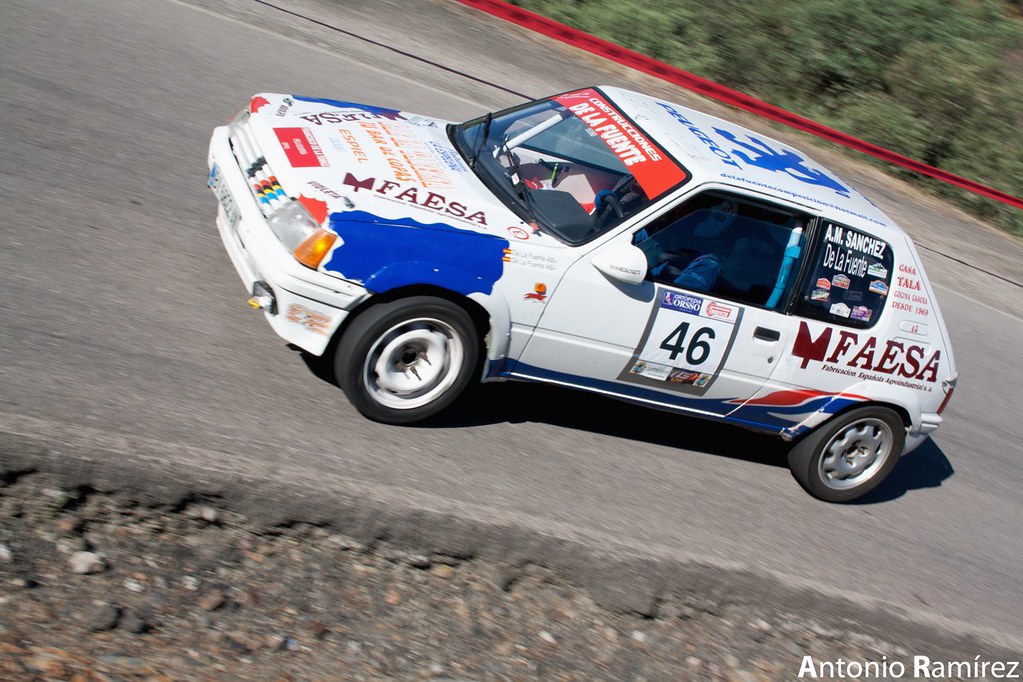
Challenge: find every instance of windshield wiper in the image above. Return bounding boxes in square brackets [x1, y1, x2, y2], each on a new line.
[496, 137, 538, 226]
[469, 112, 493, 170]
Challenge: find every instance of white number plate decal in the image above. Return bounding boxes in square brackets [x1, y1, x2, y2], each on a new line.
[618, 288, 741, 394]
[208, 164, 240, 228]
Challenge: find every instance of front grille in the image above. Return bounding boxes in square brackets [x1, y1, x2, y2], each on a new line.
[229, 121, 288, 217]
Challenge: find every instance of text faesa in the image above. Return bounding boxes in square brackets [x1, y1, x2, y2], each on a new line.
[342, 173, 487, 225]
[792, 321, 940, 382]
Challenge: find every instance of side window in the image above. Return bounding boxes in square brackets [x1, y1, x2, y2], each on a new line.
[794, 220, 892, 328]
[633, 192, 808, 308]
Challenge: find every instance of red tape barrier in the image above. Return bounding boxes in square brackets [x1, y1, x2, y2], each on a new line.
[453, 0, 1023, 211]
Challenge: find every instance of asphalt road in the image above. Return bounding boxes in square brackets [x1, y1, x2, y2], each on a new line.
[2, 0, 1022, 652]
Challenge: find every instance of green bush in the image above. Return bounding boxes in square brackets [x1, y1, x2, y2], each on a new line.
[511, 0, 1023, 236]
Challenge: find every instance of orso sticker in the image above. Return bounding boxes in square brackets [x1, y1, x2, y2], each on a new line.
[618, 289, 742, 395]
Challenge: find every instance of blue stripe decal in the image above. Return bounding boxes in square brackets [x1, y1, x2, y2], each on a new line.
[505, 362, 784, 433]
[497, 363, 862, 436]
[325, 211, 508, 296]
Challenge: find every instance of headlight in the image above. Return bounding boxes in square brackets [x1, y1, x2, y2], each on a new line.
[229, 104, 251, 127]
[267, 199, 319, 251]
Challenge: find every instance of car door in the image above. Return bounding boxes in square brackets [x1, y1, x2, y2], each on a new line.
[514, 189, 809, 417]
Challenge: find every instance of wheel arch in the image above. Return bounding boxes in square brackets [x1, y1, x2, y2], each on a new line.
[784, 385, 917, 442]
[813, 399, 912, 434]
[328, 284, 499, 377]
[786, 401, 908, 502]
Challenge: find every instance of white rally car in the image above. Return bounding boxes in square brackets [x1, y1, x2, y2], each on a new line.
[207, 86, 957, 502]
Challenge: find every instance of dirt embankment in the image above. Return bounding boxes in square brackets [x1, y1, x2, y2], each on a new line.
[3, 469, 1012, 681]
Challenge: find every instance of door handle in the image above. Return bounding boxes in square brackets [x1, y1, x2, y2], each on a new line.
[754, 326, 781, 342]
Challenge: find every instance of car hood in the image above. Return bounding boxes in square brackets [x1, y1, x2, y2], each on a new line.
[243, 94, 524, 239]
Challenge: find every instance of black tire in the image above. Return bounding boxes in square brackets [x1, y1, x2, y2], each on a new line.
[787, 406, 905, 503]
[335, 297, 480, 425]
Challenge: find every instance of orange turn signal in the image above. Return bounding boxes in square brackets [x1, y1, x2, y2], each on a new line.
[293, 228, 338, 269]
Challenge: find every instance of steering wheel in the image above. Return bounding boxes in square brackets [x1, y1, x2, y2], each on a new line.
[594, 174, 638, 227]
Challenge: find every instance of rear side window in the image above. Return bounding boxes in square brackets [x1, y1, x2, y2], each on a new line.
[794, 220, 892, 328]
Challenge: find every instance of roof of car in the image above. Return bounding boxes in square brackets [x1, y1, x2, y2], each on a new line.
[598, 86, 898, 235]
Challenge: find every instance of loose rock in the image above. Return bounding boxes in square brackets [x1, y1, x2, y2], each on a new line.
[197, 588, 226, 611]
[84, 602, 120, 631]
[68, 551, 106, 575]
[120, 609, 149, 634]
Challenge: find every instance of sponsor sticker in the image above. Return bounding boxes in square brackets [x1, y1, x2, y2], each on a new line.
[704, 301, 736, 321]
[791, 320, 942, 384]
[811, 289, 830, 302]
[552, 88, 688, 198]
[286, 304, 331, 335]
[816, 277, 831, 290]
[867, 262, 888, 278]
[342, 173, 485, 224]
[899, 320, 928, 335]
[829, 302, 851, 318]
[851, 305, 872, 322]
[667, 370, 713, 387]
[428, 140, 468, 172]
[523, 283, 547, 302]
[630, 360, 673, 381]
[869, 279, 889, 296]
[660, 290, 704, 315]
[658, 292, 737, 322]
[668, 369, 701, 384]
[831, 274, 851, 289]
[502, 248, 558, 271]
[275, 127, 329, 168]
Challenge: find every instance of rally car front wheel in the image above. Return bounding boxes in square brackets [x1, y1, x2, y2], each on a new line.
[787, 406, 905, 503]
[335, 297, 480, 425]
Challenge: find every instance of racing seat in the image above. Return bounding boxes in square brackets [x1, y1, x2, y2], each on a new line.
[720, 236, 780, 305]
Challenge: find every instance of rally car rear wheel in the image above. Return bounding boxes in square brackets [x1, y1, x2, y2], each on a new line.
[336, 297, 479, 425]
[787, 406, 905, 503]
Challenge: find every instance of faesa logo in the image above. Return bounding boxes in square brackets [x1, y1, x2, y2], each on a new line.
[342, 173, 487, 225]
[792, 321, 940, 382]
[298, 110, 405, 125]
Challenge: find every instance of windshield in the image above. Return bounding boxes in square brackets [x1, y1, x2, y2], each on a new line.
[451, 87, 689, 245]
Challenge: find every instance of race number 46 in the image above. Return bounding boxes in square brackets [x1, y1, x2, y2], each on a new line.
[634, 290, 739, 377]
[660, 322, 715, 366]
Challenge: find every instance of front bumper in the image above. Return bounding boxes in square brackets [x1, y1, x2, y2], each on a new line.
[207, 126, 368, 355]
[904, 412, 942, 454]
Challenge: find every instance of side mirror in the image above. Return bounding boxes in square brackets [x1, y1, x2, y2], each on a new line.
[591, 240, 648, 285]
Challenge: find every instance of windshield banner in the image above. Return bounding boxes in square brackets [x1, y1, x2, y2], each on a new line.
[553, 88, 688, 198]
